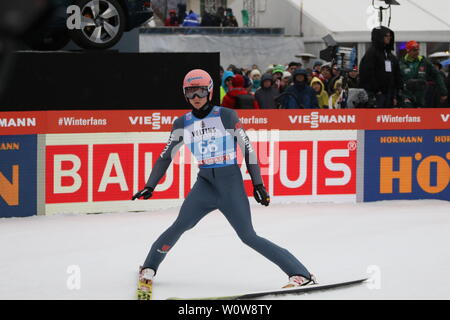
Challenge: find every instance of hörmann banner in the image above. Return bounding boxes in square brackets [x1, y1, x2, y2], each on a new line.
[364, 130, 450, 202]
[0, 135, 38, 217]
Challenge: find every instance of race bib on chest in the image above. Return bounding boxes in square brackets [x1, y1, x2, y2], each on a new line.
[184, 107, 236, 167]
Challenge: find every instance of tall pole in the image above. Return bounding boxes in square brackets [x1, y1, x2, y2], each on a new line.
[164, 0, 168, 23]
[300, 0, 304, 37]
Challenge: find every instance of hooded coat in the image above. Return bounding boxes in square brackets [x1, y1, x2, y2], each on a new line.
[281, 69, 319, 109]
[220, 71, 234, 103]
[328, 79, 344, 109]
[254, 73, 279, 109]
[182, 12, 200, 27]
[359, 26, 402, 96]
[221, 74, 259, 109]
[311, 77, 329, 109]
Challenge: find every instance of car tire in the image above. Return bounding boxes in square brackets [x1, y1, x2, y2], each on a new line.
[68, 0, 126, 50]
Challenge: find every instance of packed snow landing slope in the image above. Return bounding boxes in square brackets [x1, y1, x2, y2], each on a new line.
[1, 200, 449, 300]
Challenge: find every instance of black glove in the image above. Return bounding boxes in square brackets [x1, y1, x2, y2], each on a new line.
[253, 184, 270, 206]
[132, 187, 154, 200]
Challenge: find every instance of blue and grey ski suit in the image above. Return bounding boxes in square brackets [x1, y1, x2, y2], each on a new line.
[142, 106, 311, 278]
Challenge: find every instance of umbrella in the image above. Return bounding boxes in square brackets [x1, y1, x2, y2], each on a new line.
[428, 52, 450, 59]
[441, 59, 450, 67]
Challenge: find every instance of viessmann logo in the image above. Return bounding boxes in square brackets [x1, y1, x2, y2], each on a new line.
[441, 114, 450, 122]
[0, 118, 36, 127]
[288, 112, 356, 128]
[128, 113, 178, 130]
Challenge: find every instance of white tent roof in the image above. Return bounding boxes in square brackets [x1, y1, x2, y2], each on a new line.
[290, 0, 450, 42]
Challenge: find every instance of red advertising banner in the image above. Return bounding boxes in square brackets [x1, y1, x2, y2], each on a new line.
[44, 136, 359, 208]
[1, 109, 449, 135]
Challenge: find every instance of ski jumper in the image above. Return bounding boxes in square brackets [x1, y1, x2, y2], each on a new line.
[142, 106, 311, 278]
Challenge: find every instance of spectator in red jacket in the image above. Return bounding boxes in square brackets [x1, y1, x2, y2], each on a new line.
[222, 74, 260, 109]
[164, 10, 180, 26]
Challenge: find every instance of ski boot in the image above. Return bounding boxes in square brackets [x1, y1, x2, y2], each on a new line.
[283, 274, 317, 289]
[137, 267, 155, 300]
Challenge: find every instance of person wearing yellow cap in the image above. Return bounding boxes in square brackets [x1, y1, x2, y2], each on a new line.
[399, 41, 448, 107]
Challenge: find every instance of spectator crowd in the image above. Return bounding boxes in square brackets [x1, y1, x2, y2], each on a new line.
[164, 6, 239, 27]
[216, 27, 449, 109]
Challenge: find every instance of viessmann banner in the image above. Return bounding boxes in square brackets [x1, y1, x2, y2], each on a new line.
[1, 109, 449, 135]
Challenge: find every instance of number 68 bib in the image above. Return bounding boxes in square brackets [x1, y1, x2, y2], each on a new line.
[184, 107, 236, 168]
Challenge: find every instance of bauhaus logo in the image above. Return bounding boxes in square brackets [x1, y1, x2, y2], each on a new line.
[272, 140, 357, 196]
[46, 143, 181, 203]
[45, 137, 358, 207]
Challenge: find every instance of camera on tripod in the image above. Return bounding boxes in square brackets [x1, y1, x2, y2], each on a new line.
[320, 34, 357, 72]
[319, 34, 371, 108]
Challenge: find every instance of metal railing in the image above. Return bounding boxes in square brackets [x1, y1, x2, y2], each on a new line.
[139, 27, 285, 36]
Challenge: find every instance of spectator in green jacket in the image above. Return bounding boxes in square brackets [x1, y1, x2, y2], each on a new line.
[399, 41, 448, 107]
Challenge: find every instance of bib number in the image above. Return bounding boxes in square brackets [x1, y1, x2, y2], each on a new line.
[198, 137, 218, 155]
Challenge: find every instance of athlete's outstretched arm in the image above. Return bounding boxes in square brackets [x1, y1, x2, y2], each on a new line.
[132, 117, 184, 200]
[146, 117, 184, 189]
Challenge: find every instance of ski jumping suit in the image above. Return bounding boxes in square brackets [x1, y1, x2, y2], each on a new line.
[142, 106, 311, 278]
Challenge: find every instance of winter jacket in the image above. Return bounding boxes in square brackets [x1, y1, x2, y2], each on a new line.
[220, 71, 234, 104]
[328, 79, 344, 109]
[164, 13, 179, 26]
[399, 54, 448, 107]
[359, 26, 402, 96]
[182, 12, 200, 27]
[281, 69, 319, 109]
[447, 75, 450, 107]
[311, 77, 329, 109]
[221, 74, 260, 109]
[254, 73, 279, 109]
[347, 75, 359, 89]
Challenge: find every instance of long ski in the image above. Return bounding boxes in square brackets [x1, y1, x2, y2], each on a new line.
[167, 278, 368, 300]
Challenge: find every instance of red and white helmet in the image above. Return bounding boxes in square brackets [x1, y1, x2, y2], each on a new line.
[183, 69, 213, 101]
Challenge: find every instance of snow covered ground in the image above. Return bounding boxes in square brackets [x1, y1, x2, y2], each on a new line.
[1, 200, 449, 300]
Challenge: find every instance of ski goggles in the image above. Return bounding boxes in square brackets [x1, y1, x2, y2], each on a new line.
[184, 86, 209, 99]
